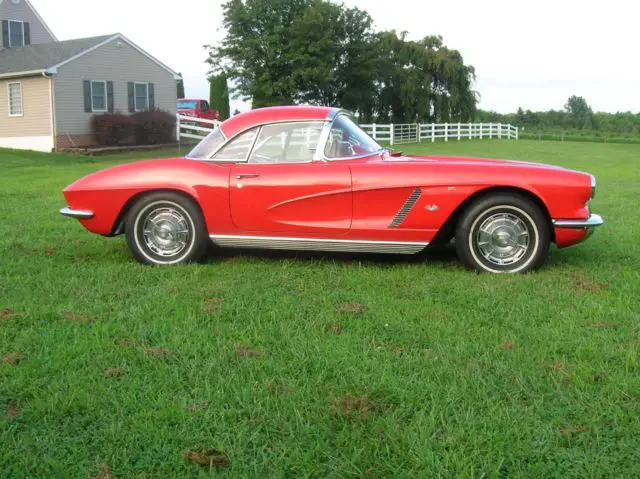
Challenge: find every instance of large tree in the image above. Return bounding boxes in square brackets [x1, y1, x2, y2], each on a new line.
[207, 0, 477, 122]
[564, 95, 594, 129]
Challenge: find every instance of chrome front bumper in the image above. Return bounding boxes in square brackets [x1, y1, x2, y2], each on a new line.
[60, 207, 94, 219]
[552, 214, 604, 229]
[553, 214, 603, 244]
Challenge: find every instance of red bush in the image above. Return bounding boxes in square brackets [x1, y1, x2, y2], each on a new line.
[91, 113, 134, 146]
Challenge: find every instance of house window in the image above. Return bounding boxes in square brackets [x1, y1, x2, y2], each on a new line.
[8, 20, 26, 47]
[8, 82, 23, 116]
[91, 81, 107, 112]
[134, 83, 149, 111]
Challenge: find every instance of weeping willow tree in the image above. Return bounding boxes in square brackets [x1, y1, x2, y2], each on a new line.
[373, 32, 478, 123]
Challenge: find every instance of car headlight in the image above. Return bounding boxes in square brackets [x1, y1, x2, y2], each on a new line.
[590, 174, 596, 199]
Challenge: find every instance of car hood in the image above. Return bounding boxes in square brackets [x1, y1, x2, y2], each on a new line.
[381, 153, 567, 171]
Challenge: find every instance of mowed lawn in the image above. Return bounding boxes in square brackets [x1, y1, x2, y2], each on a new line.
[1, 140, 639, 477]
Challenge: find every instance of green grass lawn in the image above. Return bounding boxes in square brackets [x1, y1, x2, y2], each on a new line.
[1, 140, 639, 477]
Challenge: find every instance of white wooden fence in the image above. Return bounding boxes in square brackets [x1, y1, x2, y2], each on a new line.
[177, 114, 518, 146]
[176, 114, 220, 142]
[360, 122, 519, 145]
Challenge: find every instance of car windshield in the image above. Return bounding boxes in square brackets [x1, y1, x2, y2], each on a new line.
[324, 115, 382, 159]
[177, 100, 198, 109]
[186, 129, 226, 159]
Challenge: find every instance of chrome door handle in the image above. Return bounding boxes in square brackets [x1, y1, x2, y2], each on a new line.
[236, 174, 260, 179]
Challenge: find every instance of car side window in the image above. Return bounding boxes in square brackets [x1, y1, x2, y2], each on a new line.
[201, 101, 210, 112]
[248, 122, 324, 164]
[325, 115, 381, 159]
[211, 128, 257, 162]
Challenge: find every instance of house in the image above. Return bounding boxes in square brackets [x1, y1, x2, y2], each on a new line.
[0, 0, 179, 152]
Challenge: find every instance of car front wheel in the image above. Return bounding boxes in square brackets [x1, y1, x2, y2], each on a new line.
[455, 194, 550, 273]
[125, 192, 208, 265]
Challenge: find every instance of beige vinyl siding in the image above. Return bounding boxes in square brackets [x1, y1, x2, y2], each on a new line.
[0, 0, 55, 48]
[0, 75, 52, 137]
[53, 38, 177, 137]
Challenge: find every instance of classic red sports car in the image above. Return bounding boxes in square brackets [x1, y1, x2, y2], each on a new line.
[60, 106, 603, 273]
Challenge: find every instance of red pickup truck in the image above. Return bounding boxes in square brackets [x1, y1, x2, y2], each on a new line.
[176, 98, 220, 123]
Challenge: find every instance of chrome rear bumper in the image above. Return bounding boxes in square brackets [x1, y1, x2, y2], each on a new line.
[60, 207, 94, 219]
[552, 214, 604, 229]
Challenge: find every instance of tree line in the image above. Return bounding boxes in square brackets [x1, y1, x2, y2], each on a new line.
[478, 96, 640, 134]
[206, 0, 478, 123]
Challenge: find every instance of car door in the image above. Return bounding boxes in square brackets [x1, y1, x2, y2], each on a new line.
[223, 121, 352, 235]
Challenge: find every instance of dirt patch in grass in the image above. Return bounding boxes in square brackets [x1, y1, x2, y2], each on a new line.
[43, 247, 56, 257]
[567, 272, 609, 292]
[103, 368, 125, 378]
[336, 303, 369, 315]
[167, 287, 179, 295]
[559, 425, 589, 436]
[331, 393, 378, 420]
[182, 448, 230, 469]
[143, 348, 172, 358]
[0, 308, 23, 321]
[204, 297, 225, 313]
[595, 321, 618, 330]
[115, 338, 142, 348]
[188, 401, 209, 413]
[91, 463, 117, 479]
[2, 352, 21, 366]
[325, 323, 344, 335]
[5, 400, 20, 419]
[501, 340, 515, 350]
[237, 346, 262, 358]
[548, 362, 565, 370]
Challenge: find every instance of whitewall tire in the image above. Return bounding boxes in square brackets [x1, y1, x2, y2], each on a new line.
[455, 194, 550, 273]
[125, 192, 208, 265]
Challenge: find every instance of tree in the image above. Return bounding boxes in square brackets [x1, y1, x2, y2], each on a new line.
[564, 95, 594, 129]
[209, 73, 231, 119]
[206, 0, 477, 121]
[176, 73, 185, 98]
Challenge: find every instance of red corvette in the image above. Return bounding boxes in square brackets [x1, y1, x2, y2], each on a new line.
[60, 106, 603, 273]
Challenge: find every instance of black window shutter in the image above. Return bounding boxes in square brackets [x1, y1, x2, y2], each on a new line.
[107, 81, 114, 113]
[148, 83, 155, 109]
[23, 22, 30, 46]
[127, 82, 135, 112]
[2, 21, 8, 49]
[83, 80, 92, 112]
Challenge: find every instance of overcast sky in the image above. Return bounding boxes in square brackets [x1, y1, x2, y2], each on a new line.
[33, 0, 638, 114]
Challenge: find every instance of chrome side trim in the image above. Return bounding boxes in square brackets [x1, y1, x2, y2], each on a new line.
[210, 234, 428, 254]
[390, 187, 422, 227]
[552, 214, 604, 229]
[60, 207, 94, 219]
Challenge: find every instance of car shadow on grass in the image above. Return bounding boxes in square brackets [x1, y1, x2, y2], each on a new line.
[205, 243, 460, 268]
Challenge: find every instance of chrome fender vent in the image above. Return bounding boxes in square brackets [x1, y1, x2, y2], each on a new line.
[389, 187, 422, 228]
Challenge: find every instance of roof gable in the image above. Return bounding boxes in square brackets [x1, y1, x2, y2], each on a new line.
[24, 0, 57, 41]
[0, 33, 179, 79]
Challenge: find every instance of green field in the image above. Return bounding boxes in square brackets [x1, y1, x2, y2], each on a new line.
[1, 140, 639, 477]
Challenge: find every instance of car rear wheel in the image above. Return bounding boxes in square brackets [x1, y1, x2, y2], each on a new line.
[125, 192, 208, 265]
[455, 194, 550, 273]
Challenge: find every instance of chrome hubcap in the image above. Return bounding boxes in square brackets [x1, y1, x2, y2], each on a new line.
[142, 207, 191, 258]
[476, 213, 530, 266]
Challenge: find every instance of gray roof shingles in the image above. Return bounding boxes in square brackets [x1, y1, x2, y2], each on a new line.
[0, 34, 116, 75]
